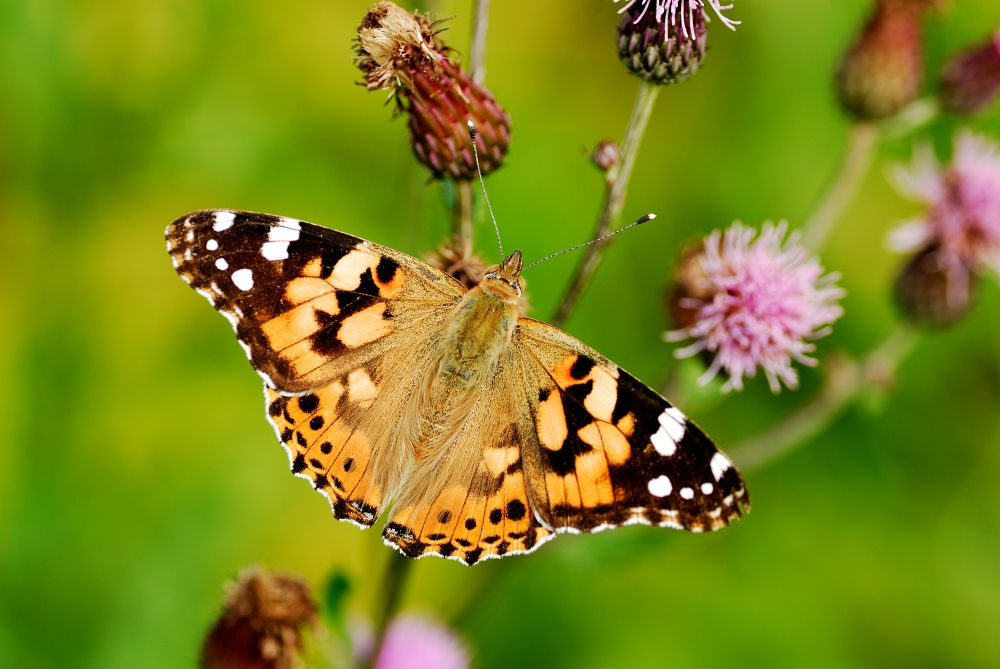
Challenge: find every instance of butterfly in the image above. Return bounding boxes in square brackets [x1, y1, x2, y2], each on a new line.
[167, 209, 749, 565]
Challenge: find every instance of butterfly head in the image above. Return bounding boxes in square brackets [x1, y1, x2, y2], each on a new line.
[481, 250, 524, 300]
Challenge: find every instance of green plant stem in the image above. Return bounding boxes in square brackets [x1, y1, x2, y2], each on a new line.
[453, 180, 474, 253]
[362, 551, 413, 669]
[469, 0, 491, 84]
[551, 80, 661, 328]
[800, 122, 881, 253]
[729, 326, 918, 474]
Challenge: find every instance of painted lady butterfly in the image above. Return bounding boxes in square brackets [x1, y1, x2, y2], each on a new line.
[166, 209, 749, 565]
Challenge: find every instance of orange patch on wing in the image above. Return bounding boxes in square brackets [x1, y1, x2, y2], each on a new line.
[598, 422, 631, 465]
[261, 293, 339, 351]
[575, 450, 614, 508]
[616, 412, 636, 437]
[374, 265, 404, 298]
[329, 250, 379, 291]
[338, 303, 392, 348]
[280, 339, 329, 377]
[422, 486, 469, 543]
[545, 472, 567, 509]
[536, 390, 568, 451]
[302, 257, 324, 277]
[347, 368, 378, 405]
[583, 367, 617, 423]
[286, 277, 337, 306]
[484, 446, 519, 476]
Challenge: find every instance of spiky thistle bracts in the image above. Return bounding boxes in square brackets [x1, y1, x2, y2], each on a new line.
[666, 222, 845, 393]
[356, 1, 511, 180]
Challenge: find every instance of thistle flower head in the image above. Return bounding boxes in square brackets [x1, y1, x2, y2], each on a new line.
[836, 3, 924, 120]
[356, 2, 511, 180]
[614, 0, 740, 35]
[615, 1, 739, 84]
[889, 131, 1000, 321]
[941, 29, 1000, 116]
[201, 567, 317, 669]
[666, 222, 845, 393]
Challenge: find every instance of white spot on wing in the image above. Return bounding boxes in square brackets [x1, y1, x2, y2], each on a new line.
[268, 225, 300, 242]
[650, 405, 687, 456]
[278, 217, 301, 230]
[231, 268, 254, 291]
[206, 239, 219, 251]
[701, 482, 714, 495]
[213, 211, 236, 231]
[648, 475, 672, 497]
[710, 452, 733, 481]
[215, 257, 229, 270]
[650, 427, 677, 456]
[680, 487, 694, 500]
[261, 241, 290, 261]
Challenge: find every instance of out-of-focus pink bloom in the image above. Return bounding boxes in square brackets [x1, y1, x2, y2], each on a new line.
[666, 222, 845, 393]
[889, 131, 1000, 309]
[353, 616, 469, 669]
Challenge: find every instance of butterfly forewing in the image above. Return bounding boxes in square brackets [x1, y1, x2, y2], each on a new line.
[166, 209, 464, 392]
[515, 318, 749, 534]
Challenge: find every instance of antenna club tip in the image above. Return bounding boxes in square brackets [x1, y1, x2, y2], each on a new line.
[467, 120, 476, 139]
[646, 213, 656, 220]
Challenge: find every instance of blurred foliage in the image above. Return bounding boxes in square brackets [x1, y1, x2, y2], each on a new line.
[1, 1, 1000, 668]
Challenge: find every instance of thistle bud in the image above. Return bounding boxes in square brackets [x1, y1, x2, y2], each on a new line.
[617, 4, 707, 85]
[591, 140, 621, 172]
[356, 1, 511, 180]
[202, 567, 317, 669]
[836, 4, 924, 120]
[895, 246, 978, 327]
[941, 30, 1000, 116]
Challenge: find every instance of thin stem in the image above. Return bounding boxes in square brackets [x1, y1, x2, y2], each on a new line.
[729, 326, 918, 474]
[800, 122, 881, 253]
[552, 80, 661, 328]
[453, 180, 474, 253]
[469, 0, 491, 84]
[362, 551, 413, 669]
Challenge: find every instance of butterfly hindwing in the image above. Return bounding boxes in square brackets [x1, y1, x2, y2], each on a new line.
[515, 318, 749, 535]
[382, 347, 553, 564]
[166, 209, 464, 392]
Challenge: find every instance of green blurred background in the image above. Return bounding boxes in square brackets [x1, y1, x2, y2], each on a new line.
[2, 0, 1000, 667]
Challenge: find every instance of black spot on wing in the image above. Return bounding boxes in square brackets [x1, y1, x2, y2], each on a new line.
[298, 394, 320, 414]
[376, 256, 399, 285]
[506, 499, 527, 521]
[569, 355, 596, 380]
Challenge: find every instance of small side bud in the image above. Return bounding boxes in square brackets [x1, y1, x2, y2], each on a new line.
[941, 29, 1000, 116]
[895, 246, 978, 327]
[616, 4, 707, 85]
[591, 140, 621, 172]
[202, 567, 317, 669]
[836, 5, 924, 120]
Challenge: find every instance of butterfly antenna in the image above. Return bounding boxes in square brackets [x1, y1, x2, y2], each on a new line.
[520, 213, 657, 273]
[468, 121, 504, 262]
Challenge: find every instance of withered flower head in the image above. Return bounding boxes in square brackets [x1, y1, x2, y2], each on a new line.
[356, 1, 511, 181]
[941, 29, 1000, 116]
[895, 245, 978, 327]
[836, 2, 925, 120]
[202, 567, 317, 669]
[591, 140, 621, 172]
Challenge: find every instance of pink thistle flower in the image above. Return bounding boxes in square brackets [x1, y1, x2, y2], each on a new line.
[666, 222, 845, 393]
[889, 131, 1000, 309]
[614, 0, 740, 38]
[353, 616, 469, 669]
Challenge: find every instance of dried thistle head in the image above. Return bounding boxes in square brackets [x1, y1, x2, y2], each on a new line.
[355, 1, 511, 181]
[356, 2, 443, 94]
[201, 567, 317, 669]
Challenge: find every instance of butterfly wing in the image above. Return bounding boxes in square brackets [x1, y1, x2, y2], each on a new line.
[515, 318, 749, 535]
[166, 209, 465, 392]
[166, 209, 465, 526]
[382, 345, 554, 565]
